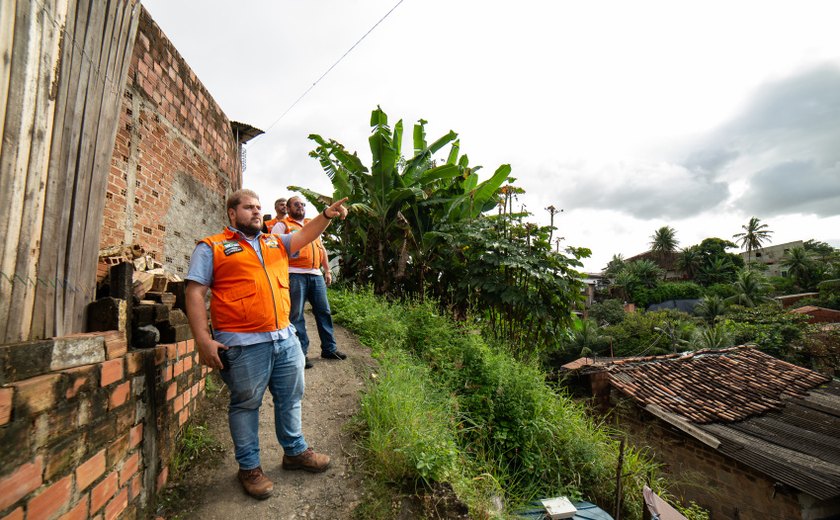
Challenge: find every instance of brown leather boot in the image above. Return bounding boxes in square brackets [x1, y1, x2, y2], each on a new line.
[237, 466, 274, 499]
[282, 447, 331, 472]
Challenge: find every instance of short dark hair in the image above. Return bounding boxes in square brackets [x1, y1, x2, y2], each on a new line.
[275, 198, 287, 205]
[226, 189, 260, 211]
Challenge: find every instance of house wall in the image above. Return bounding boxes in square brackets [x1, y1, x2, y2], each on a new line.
[0, 333, 207, 519]
[99, 7, 240, 276]
[615, 402, 803, 520]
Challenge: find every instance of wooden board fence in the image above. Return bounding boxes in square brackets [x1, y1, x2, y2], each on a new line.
[0, 0, 140, 343]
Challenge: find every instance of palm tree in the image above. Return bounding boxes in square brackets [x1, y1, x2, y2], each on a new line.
[603, 254, 625, 279]
[733, 217, 773, 267]
[626, 259, 664, 289]
[781, 246, 815, 290]
[650, 226, 679, 260]
[725, 269, 773, 307]
[677, 245, 703, 280]
[694, 295, 727, 323]
[691, 323, 734, 350]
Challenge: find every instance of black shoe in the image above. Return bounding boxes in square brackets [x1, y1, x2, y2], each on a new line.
[304, 358, 313, 369]
[321, 350, 347, 360]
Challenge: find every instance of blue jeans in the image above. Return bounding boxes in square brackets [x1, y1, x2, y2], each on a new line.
[218, 336, 308, 470]
[289, 273, 337, 356]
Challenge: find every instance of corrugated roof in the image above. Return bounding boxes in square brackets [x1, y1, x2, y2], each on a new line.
[605, 347, 840, 500]
[606, 346, 829, 423]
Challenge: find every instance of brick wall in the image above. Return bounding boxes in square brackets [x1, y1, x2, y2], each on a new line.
[0, 332, 207, 519]
[616, 403, 804, 520]
[100, 7, 240, 276]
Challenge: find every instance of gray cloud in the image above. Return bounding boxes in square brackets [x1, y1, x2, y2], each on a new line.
[548, 161, 730, 220]
[737, 160, 840, 217]
[685, 64, 840, 217]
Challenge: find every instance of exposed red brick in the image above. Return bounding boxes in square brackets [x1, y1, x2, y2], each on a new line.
[64, 365, 96, 399]
[90, 472, 118, 513]
[58, 499, 88, 520]
[108, 381, 131, 410]
[0, 387, 12, 425]
[165, 383, 176, 402]
[13, 374, 60, 415]
[156, 466, 168, 491]
[125, 352, 145, 376]
[76, 450, 106, 491]
[128, 474, 142, 501]
[100, 359, 124, 387]
[129, 424, 143, 449]
[27, 474, 72, 520]
[104, 488, 128, 520]
[103, 331, 127, 360]
[107, 434, 130, 468]
[0, 508, 23, 520]
[0, 457, 43, 511]
[119, 452, 140, 486]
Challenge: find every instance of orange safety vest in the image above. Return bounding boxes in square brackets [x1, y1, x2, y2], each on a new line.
[282, 217, 323, 270]
[264, 217, 280, 232]
[201, 228, 291, 332]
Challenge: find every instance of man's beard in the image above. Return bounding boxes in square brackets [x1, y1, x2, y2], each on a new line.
[235, 216, 262, 235]
[289, 209, 305, 220]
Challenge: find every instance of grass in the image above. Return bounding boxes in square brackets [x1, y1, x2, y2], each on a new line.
[331, 287, 668, 519]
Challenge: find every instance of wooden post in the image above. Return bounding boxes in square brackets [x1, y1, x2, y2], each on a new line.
[614, 437, 625, 520]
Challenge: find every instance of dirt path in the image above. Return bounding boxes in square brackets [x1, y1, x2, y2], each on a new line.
[166, 311, 376, 519]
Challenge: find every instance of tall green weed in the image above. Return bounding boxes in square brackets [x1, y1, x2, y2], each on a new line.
[332, 288, 665, 519]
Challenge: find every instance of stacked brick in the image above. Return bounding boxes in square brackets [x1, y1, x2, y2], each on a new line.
[0, 333, 208, 519]
[100, 6, 240, 276]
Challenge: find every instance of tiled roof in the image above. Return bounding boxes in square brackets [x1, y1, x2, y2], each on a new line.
[607, 346, 830, 424]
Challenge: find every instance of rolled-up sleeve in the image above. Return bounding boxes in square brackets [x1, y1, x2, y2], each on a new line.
[185, 242, 214, 286]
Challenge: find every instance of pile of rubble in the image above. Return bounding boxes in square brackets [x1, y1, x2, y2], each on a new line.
[89, 244, 192, 348]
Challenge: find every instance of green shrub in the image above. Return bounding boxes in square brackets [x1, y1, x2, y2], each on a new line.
[703, 283, 736, 299]
[331, 288, 666, 519]
[589, 299, 626, 326]
[648, 282, 703, 305]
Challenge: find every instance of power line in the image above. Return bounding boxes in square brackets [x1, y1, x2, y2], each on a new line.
[256, 0, 406, 141]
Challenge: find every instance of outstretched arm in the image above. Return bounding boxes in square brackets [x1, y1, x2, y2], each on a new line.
[288, 197, 348, 254]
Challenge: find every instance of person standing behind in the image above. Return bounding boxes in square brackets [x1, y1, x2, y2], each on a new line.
[263, 197, 287, 232]
[271, 196, 345, 369]
[185, 189, 348, 500]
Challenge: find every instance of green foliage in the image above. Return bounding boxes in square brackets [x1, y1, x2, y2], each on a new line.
[589, 299, 626, 326]
[358, 351, 460, 485]
[725, 269, 773, 307]
[725, 304, 809, 358]
[732, 217, 773, 265]
[692, 238, 743, 286]
[650, 226, 679, 257]
[703, 282, 736, 299]
[170, 423, 223, 479]
[431, 217, 586, 355]
[303, 107, 585, 358]
[332, 288, 664, 518]
[689, 323, 735, 350]
[693, 295, 727, 324]
[602, 310, 696, 356]
[648, 282, 703, 305]
[677, 501, 711, 520]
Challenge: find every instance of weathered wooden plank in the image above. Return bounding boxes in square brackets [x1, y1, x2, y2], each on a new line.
[63, 0, 110, 334]
[47, 0, 93, 338]
[8, 0, 69, 341]
[31, 0, 82, 339]
[76, 1, 139, 335]
[0, 0, 40, 342]
[0, 0, 18, 144]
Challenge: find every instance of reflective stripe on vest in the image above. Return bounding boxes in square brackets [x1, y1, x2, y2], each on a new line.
[201, 229, 291, 332]
[282, 217, 322, 270]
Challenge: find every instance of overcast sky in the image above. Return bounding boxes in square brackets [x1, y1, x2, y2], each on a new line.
[143, 0, 840, 272]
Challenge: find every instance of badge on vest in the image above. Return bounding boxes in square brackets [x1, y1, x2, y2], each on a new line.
[264, 236, 280, 249]
[222, 240, 244, 256]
